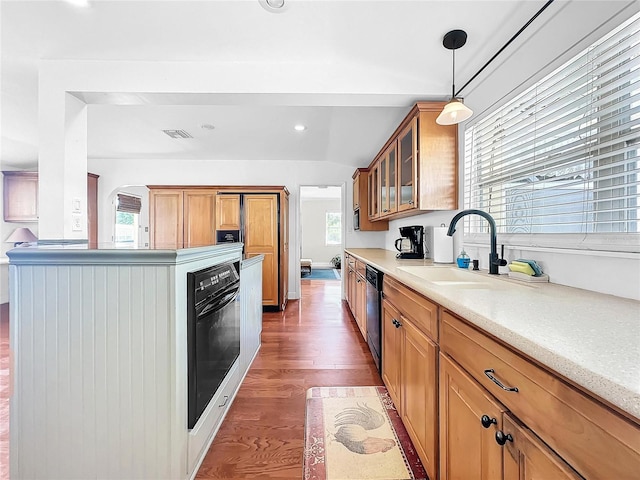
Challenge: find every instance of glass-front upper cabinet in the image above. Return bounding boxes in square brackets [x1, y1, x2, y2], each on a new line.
[368, 163, 380, 219]
[397, 117, 418, 212]
[380, 141, 397, 217]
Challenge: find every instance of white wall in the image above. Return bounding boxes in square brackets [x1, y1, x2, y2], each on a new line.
[301, 197, 342, 267]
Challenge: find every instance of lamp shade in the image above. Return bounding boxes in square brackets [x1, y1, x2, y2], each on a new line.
[5, 227, 38, 246]
[436, 99, 474, 125]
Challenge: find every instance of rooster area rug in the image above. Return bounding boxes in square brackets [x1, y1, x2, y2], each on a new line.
[303, 386, 427, 480]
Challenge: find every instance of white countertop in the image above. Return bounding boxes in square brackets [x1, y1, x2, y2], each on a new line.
[346, 248, 640, 421]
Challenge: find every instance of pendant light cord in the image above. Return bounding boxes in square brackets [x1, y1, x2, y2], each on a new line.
[452, 48, 456, 98]
[454, 0, 555, 97]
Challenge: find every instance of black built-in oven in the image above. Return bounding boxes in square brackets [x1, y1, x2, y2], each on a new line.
[187, 261, 240, 429]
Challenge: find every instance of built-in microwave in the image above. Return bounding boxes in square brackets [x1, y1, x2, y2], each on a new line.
[354, 209, 360, 231]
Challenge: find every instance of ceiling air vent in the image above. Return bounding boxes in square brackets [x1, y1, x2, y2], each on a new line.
[162, 129, 193, 139]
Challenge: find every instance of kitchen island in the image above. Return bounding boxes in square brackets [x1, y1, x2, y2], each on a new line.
[346, 248, 640, 480]
[7, 243, 263, 480]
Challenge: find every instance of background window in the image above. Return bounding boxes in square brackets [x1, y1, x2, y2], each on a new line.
[325, 212, 342, 245]
[114, 193, 142, 246]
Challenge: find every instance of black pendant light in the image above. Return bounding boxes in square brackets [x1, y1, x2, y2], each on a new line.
[436, 1, 556, 126]
[436, 29, 473, 125]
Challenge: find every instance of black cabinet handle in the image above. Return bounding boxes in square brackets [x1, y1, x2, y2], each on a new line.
[480, 415, 497, 429]
[218, 395, 229, 407]
[495, 430, 513, 446]
[392, 318, 402, 328]
[484, 369, 519, 392]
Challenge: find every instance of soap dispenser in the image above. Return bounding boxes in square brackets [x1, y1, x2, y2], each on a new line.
[456, 249, 470, 268]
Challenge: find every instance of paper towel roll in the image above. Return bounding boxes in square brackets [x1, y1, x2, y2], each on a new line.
[433, 226, 454, 263]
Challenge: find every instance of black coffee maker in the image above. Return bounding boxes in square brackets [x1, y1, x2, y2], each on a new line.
[394, 225, 425, 259]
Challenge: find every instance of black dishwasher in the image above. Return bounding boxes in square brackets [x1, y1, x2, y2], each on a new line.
[365, 265, 383, 373]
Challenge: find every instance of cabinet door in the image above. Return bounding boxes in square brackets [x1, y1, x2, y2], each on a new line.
[279, 192, 289, 310]
[355, 273, 367, 340]
[367, 163, 380, 219]
[3, 171, 38, 222]
[244, 194, 278, 307]
[344, 258, 353, 308]
[440, 353, 505, 480]
[352, 173, 360, 211]
[183, 190, 216, 247]
[397, 117, 418, 212]
[502, 414, 583, 480]
[215, 194, 240, 230]
[401, 318, 438, 480]
[381, 299, 402, 409]
[380, 142, 397, 217]
[149, 189, 183, 248]
[380, 154, 388, 216]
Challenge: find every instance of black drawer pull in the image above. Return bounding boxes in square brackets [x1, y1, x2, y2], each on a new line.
[484, 369, 519, 392]
[495, 430, 513, 446]
[480, 415, 497, 428]
[218, 395, 229, 407]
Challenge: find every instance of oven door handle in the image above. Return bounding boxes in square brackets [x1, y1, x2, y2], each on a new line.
[197, 288, 239, 318]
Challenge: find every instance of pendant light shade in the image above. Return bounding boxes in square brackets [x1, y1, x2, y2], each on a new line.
[436, 98, 473, 125]
[437, 29, 473, 126]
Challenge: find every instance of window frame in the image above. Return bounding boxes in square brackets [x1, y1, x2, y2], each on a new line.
[325, 211, 342, 246]
[462, 13, 640, 254]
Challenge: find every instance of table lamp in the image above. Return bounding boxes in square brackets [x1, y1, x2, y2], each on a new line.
[5, 227, 38, 247]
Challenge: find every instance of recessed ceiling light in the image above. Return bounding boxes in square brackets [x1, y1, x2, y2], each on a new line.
[294, 125, 307, 132]
[258, 0, 289, 13]
[65, 0, 90, 7]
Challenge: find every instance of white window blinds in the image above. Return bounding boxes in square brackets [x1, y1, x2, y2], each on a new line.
[463, 13, 639, 238]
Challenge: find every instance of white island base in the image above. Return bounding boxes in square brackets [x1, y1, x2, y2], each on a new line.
[7, 244, 263, 480]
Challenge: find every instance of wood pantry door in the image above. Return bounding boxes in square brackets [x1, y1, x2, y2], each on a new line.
[243, 194, 279, 307]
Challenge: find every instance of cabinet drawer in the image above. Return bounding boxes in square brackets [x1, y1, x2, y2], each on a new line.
[383, 276, 437, 341]
[355, 260, 366, 277]
[441, 311, 640, 480]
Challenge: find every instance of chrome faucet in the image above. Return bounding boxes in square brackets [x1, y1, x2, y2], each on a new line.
[447, 209, 506, 275]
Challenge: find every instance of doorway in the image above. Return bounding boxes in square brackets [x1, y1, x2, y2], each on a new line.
[299, 186, 344, 285]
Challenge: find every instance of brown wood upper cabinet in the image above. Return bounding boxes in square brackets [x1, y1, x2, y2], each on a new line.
[3, 171, 39, 222]
[149, 188, 216, 249]
[352, 168, 388, 231]
[215, 194, 240, 230]
[366, 102, 458, 221]
[3, 171, 99, 240]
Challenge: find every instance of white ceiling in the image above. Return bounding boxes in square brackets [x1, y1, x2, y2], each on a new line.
[1, 0, 637, 170]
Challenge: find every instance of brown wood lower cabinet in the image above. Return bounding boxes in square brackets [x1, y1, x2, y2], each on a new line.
[345, 254, 640, 480]
[345, 255, 367, 340]
[381, 298, 402, 407]
[439, 353, 505, 480]
[381, 278, 438, 480]
[502, 414, 583, 480]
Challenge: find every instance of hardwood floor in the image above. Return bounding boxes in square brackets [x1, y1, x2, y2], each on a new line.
[195, 279, 382, 479]
[0, 280, 380, 480]
[0, 303, 8, 480]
